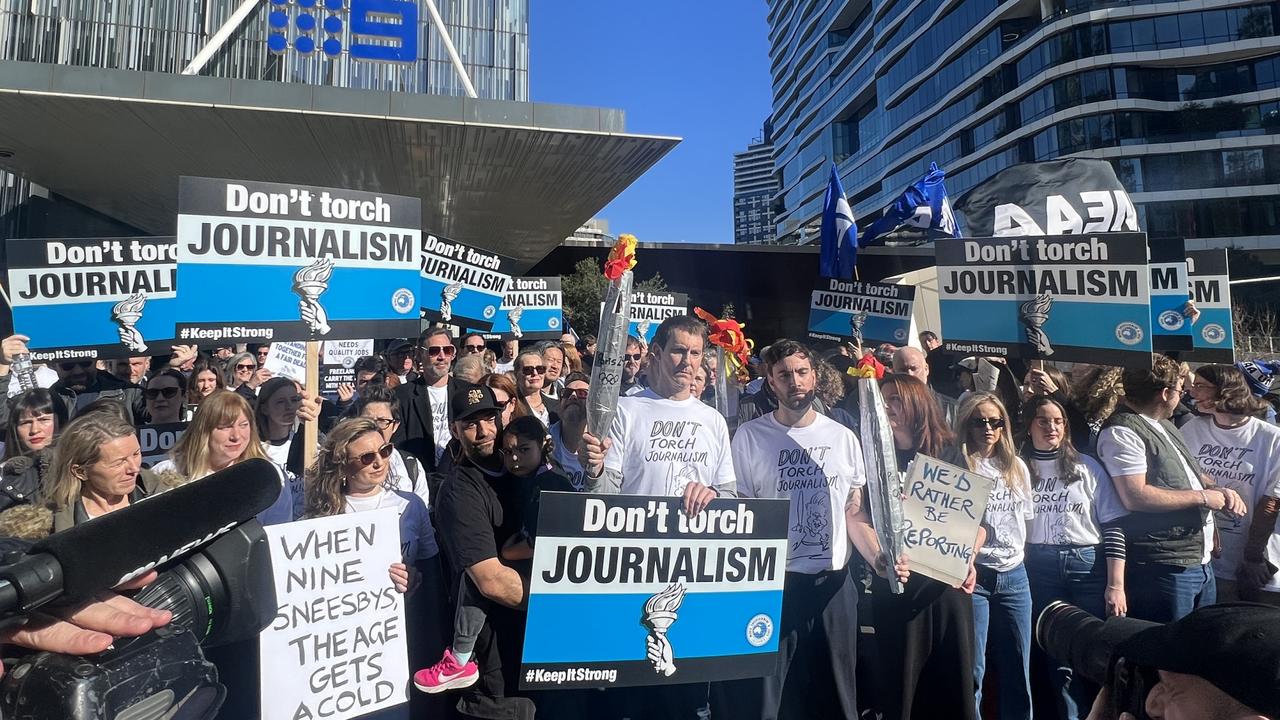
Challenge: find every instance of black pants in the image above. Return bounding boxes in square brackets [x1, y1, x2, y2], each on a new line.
[710, 568, 859, 720]
[604, 682, 708, 720]
[870, 574, 977, 720]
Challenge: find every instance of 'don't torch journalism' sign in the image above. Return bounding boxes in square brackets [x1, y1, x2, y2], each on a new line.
[175, 177, 422, 344]
[599, 292, 689, 344]
[1149, 239, 1192, 353]
[419, 234, 513, 331]
[467, 276, 563, 340]
[936, 233, 1152, 368]
[1186, 249, 1235, 363]
[6, 236, 179, 362]
[807, 278, 915, 346]
[521, 493, 787, 690]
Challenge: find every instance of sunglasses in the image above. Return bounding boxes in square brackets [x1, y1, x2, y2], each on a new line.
[970, 417, 1006, 429]
[351, 443, 394, 466]
[421, 345, 456, 357]
[564, 388, 589, 400]
[235, 363, 256, 371]
[144, 386, 180, 400]
[521, 365, 547, 377]
[59, 361, 93, 371]
[463, 345, 485, 353]
[625, 353, 643, 362]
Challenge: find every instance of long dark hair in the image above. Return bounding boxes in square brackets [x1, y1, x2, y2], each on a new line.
[1196, 364, 1270, 417]
[1019, 396, 1086, 486]
[255, 377, 300, 440]
[879, 373, 954, 457]
[3, 389, 68, 461]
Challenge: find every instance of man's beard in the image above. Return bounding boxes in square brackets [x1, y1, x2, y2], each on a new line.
[777, 389, 814, 413]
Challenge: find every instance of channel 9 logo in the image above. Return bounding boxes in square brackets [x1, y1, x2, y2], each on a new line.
[267, 0, 418, 63]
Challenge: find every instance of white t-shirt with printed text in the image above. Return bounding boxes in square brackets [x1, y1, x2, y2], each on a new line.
[1028, 454, 1109, 546]
[427, 384, 450, 465]
[604, 389, 736, 497]
[975, 455, 1034, 572]
[732, 412, 866, 573]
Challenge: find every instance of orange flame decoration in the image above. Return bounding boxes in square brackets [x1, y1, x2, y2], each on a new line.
[848, 354, 885, 380]
[693, 307, 754, 382]
[604, 234, 638, 281]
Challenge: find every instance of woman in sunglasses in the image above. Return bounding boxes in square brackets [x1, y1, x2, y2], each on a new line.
[1019, 395, 1123, 719]
[0, 389, 69, 512]
[513, 351, 558, 428]
[955, 391, 1034, 720]
[305, 416, 433, 601]
[153, 390, 299, 526]
[224, 352, 259, 401]
[143, 369, 187, 424]
[350, 384, 432, 507]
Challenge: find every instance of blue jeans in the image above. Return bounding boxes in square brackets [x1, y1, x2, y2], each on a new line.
[973, 563, 1033, 720]
[1126, 562, 1216, 623]
[1026, 545, 1106, 720]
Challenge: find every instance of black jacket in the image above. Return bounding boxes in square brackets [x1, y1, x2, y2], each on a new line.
[392, 376, 465, 472]
[50, 372, 148, 425]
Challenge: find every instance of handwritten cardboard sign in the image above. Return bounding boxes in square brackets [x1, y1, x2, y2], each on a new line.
[900, 455, 995, 586]
[260, 509, 409, 720]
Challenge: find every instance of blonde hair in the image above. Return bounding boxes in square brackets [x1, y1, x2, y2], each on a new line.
[306, 417, 383, 519]
[41, 412, 137, 510]
[168, 390, 267, 479]
[955, 391, 1029, 497]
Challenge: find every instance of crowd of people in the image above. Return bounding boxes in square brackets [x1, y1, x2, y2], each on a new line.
[0, 317, 1275, 720]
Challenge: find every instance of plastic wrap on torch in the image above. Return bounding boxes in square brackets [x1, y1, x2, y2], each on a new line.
[859, 378, 905, 593]
[585, 268, 634, 471]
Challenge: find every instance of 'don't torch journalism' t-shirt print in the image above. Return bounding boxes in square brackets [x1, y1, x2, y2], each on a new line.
[605, 389, 736, 498]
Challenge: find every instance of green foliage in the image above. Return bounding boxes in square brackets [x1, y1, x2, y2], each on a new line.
[560, 260, 670, 336]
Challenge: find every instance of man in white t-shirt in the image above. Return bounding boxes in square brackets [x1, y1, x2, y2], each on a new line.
[581, 315, 736, 719]
[1096, 354, 1247, 622]
[713, 339, 891, 720]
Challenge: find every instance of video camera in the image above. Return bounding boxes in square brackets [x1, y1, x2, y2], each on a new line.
[0, 460, 283, 720]
[1035, 601, 1160, 720]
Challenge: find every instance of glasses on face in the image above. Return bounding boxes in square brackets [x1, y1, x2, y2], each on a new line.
[367, 417, 398, 430]
[421, 345, 456, 357]
[564, 387, 590, 400]
[59, 361, 92, 371]
[624, 353, 642, 362]
[971, 417, 1006, 430]
[236, 363, 255, 371]
[351, 443, 394, 467]
[1034, 416, 1065, 429]
[463, 344, 485, 354]
[522, 365, 547, 377]
[144, 386, 180, 400]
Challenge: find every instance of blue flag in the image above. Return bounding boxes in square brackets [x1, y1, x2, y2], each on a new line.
[819, 165, 858, 278]
[860, 162, 961, 245]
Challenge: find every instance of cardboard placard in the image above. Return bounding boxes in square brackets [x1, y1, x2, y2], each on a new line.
[320, 339, 373, 394]
[1149, 239, 1192, 352]
[807, 278, 915, 346]
[521, 493, 787, 690]
[260, 510, 409, 720]
[900, 455, 996, 586]
[1186, 249, 1234, 363]
[468, 277, 563, 340]
[419, 234, 514, 330]
[176, 177, 422, 343]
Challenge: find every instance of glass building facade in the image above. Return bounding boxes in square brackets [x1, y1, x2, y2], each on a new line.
[735, 127, 780, 244]
[766, 0, 1280, 249]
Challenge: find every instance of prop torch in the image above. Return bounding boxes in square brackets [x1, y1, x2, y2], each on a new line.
[584, 234, 637, 490]
[857, 373, 906, 594]
[693, 307, 752, 421]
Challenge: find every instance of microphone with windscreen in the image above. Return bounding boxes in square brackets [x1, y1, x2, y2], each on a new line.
[0, 458, 282, 618]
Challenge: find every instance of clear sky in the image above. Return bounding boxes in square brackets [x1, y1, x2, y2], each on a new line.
[529, 1, 774, 245]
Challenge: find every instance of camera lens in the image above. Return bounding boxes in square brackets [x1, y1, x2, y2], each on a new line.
[1035, 601, 1158, 687]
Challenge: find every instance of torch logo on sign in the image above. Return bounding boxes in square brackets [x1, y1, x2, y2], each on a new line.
[293, 258, 334, 335]
[508, 306, 525, 339]
[111, 293, 149, 353]
[440, 281, 464, 322]
[849, 311, 868, 345]
[1019, 294, 1055, 356]
[636, 319, 652, 341]
[642, 582, 685, 677]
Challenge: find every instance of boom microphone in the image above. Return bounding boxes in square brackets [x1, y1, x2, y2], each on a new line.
[0, 458, 282, 615]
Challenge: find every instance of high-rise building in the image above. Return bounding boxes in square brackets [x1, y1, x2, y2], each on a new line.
[0, 0, 677, 268]
[734, 122, 779, 244]
[766, 0, 1280, 252]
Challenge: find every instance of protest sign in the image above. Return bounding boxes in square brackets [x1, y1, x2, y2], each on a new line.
[1186, 249, 1234, 363]
[261, 509, 409, 720]
[900, 455, 995, 586]
[807, 278, 915, 346]
[522, 492, 787, 690]
[468, 277, 563, 340]
[936, 233, 1152, 367]
[175, 177, 421, 344]
[320, 339, 373, 394]
[601, 292, 689, 344]
[264, 341, 308, 384]
[419, 234, 513, 331]
[6, 236, 178, 362]
[137, 422, 187, 467]
[1149, 239, 1192, 352]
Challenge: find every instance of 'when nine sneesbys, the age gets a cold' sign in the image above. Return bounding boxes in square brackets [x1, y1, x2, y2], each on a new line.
[936, 233, 1152, 367]
[522, 493, 787, 690]
[175, 177, 422, 344]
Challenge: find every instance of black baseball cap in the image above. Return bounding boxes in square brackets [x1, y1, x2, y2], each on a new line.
[1117, 602, 1280, 717]
[450, 383, 499, 422]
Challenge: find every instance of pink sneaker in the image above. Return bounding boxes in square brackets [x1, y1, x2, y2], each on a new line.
[413, 648, 479, 693]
